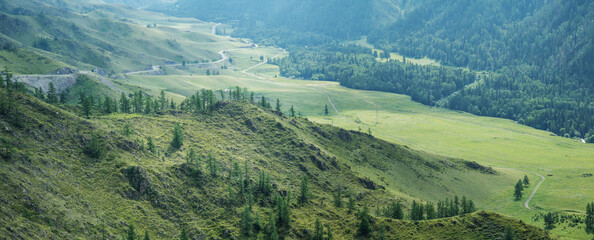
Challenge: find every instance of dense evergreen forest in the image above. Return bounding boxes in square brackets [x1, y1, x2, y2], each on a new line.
[366, 0, 594, 140]
[271, 44, 476, 107]
[273, 44, 594, 142]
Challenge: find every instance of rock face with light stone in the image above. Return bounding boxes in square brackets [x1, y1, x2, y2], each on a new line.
[13, 74, 78, 92]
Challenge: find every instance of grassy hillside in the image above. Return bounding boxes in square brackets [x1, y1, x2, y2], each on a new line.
[0, 0, 235, 74]
[0, 88, 552, 239]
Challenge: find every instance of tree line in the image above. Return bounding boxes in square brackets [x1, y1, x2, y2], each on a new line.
[271, 44, 476, 107]
[272, 43, 594, 141]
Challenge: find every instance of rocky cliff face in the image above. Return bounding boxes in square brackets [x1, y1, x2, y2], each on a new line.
[14, 74, 78, 92]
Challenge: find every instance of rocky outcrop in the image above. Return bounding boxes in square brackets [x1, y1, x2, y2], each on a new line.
[13, 74, 77, 92]
[50, 67, 78, 75]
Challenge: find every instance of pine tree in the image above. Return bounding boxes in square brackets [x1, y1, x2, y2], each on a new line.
[120, 93, 130, 113]
[357, 204, 372, 236]
[514, 180, 523, 200]
[586, 202, 594, 234]
[325, 223, 333, 240]
[147, 137, 155, 153]
[144, 97, 153, 114]
[276, 193, 291, 229]
[324, 105, 329, 115]
[267, 213, 279, 240]
[313, 218, 324, 240]
[179, 228, 188, 240]
[207, 152, 218, 177]
[260, 96, 267, 108]
[159, 90, 167, 110]
[82, 94, 92, 118]
[503, 225, 515, 240]
[170, 99, 176, 110]
[35, 87, 45, 100]
[468, 200, 476, 213]
[127, 224, 136, 240]
[257, 171, 271, 196]
[461, 196, 468, 214]
[333, 184, 343, 208]
[544, 212, 555, 229]
[376, 224, 386, 240]
[275, 98, 281, 112]
[298, 176, 310, 204]
[253, 211, 262, 234]
[170, 123, 183, 149]
[59, 91, 66, 104]
[121, 122, 132, 137]
[84, 133, 103, 159]
[425, 202, 436, 220]
[241, 204, 252, 236]
[523, 175, 530, 187]
[347, 195, 356, 213]
[46, 82, 58, 103]
[454, 196, 460, 215]
[410, 200, 424, 220]
[290, 105, 295, 117]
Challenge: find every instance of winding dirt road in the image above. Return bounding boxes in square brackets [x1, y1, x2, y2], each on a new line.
[524, 171, 546, 210]
[498, 167, 546, 211]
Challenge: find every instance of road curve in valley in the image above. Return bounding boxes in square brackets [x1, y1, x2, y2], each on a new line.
[524, 171, 545, 210]
[211, 23, 222, 35]
[498, 167, 546, 211]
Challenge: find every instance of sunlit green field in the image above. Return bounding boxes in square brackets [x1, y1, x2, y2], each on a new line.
[112, 11, 594, 239]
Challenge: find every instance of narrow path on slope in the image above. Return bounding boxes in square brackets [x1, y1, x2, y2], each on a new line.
[127, 23, 239, 75]
[211, 23, 222, 35]
[497, 167, 546, 211]
[524, 171, 546, 210]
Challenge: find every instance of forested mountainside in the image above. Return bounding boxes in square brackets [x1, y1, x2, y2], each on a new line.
[160, 0, 401, 45]
[366, 0, 594, 140]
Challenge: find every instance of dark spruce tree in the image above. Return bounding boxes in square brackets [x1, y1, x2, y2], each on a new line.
[357, 204, 372, 237]
[170, 123, 183, 150]
[126, 224, 136, 240]
[503, 225, 515, 240]
[514, 180, 523, 201]
[586, 202, 594, 234]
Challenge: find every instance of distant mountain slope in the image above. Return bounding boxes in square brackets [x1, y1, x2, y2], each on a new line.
[367, 0, 594, 140]
[0, 88, 551, 239]
[162, 0, 402, 42]
[85, 0, 173, 9]
[0, 0, 219, 74]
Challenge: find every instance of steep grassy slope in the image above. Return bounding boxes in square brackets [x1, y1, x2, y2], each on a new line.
[0, 90, 551, 239]
[0, 0, 230, 73]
